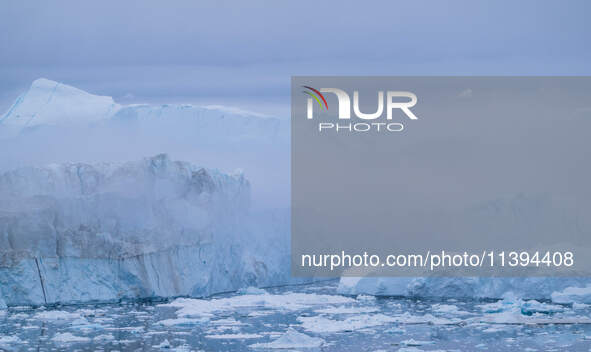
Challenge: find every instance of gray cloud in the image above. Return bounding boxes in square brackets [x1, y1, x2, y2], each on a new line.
[1, 0, 590, 114]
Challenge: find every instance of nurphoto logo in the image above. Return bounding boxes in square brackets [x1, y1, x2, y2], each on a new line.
[302, 85, 419, 132]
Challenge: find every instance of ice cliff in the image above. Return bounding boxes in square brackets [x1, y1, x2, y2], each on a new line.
[0, 154, 291, 306]
[0, 79, 289, 209]
[337, 193, 591, 301]
[337, 276, 591, 302]
[0, 78, 120, 129]
[0, 78, 286, 144]
[337, 194, 591, 301]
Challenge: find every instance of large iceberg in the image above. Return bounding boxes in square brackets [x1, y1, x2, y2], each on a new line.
[0, 78, 120, 129]
[0, 78, 289, 210]
[337, 195, 591, 300]
[0, 78, 286, 144]
[0, 154, 292, 306]
[0, 79, 292, 307]
[337, 276, 591, 301]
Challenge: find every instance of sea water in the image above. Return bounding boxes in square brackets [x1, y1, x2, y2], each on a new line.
[1, 281, 591, 351]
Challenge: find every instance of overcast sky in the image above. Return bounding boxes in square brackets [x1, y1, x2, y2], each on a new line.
[1, 0, 590, 116]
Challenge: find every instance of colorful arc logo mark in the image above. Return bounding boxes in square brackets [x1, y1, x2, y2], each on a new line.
[302, 86, 328, 110]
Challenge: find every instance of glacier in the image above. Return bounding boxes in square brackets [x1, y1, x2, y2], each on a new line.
[0, 154, 292, 306]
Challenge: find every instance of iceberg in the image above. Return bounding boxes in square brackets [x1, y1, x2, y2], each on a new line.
[0, 78, 286, 144]
[337, 276, 591, 300]
[0, 154, 293, 307]
[0, 78, 289, 210]
[0, 78, 120, 129]
[551, 285, 591, 304]
[250, 328, 325, 349]
[52, 332, 91, 344]
[159, 291, 354, 319]
[336, 195, 591, 301]
[111, 103, 285, 144]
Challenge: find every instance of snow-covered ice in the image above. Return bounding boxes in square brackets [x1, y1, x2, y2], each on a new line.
[0, 78, 286, 144]
[0, 78, 120, 129]
[297, 314, 400, 333]
[338, 276, 591, 301]
[551, 285, 591, 304]
[0, 86, 290, 308]
[159, 292, 354, 319]
[34, 310, 82, 320]
[0, 335, 23, 346]
[205, 333, 262, 339]
[250, 328, 325, 349]
[400, 339, 434, 347]
[0, 154, 293, 307]
[52, 332, 91, 343]
[0, 78, 289, 210]
[313, 306, 379, 314]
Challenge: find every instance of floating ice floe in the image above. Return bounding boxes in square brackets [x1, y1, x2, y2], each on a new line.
[314, 306, 379, 315]
[70, 318, 105, 332]
[431, 303, 472, 315]
[250, 328, 325, 349]
[93, 334, 115, 342]
[51, 332, 91, 343]
[397, 348, 427, 352]
[34, 310, 82, 321]
[297, 314, 396, 333]
[551, 285, 591, 304]
[472, 294, 591, 325]
[237, 286, 268, 295]
[0, 336, 23, 346]
[156, 317, 209, 327]
[573, 302, 590, 310]
[297, 313, 458, 334]
[153, 339, 171, 349]
[205, 333, 262, 339]
[170, 344, 193, 352]
[401, 339, 434, 346]
[159, 292, 354, 319]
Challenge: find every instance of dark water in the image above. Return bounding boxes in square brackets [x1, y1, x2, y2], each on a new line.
[1, 282, 591, 351]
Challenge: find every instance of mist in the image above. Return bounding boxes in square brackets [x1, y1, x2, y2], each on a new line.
[0, 108, 290, 211]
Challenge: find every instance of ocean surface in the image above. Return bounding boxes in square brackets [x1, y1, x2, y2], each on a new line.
[1, 281, 591, 351]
